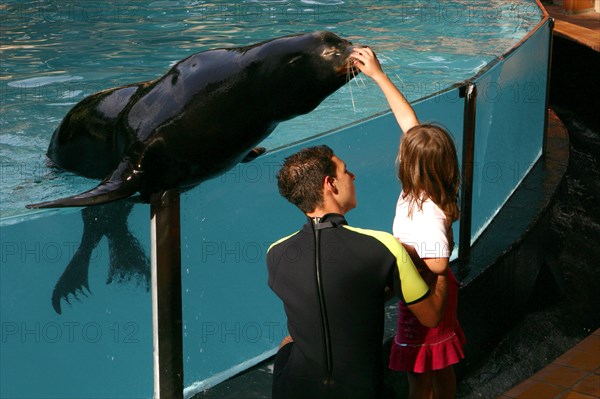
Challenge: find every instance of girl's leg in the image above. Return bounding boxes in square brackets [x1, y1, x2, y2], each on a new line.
[407, 371, 434, 399]
[432, 366, 456, 399]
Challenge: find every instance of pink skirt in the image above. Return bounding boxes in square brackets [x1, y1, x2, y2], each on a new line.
[389, 270, 466, 373]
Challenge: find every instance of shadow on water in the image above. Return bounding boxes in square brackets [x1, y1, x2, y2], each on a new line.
[51, 201, 150, 314]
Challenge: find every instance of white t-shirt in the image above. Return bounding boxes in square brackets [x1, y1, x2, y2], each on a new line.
[392, 193, 453, 259]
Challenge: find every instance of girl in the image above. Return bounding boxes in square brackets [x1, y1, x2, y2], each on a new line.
[353, 47, 466, 399]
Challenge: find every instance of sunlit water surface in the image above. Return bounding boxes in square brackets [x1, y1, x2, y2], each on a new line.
[0, 0, 542, 217]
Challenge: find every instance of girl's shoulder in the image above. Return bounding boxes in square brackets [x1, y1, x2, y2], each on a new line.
[421, 197, 447, 219]
[397, 192, 447, 221]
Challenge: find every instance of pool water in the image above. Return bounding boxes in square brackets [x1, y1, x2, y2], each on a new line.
[0, 0, 542, 218]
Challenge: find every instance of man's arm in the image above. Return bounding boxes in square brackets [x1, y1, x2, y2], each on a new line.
[401, 243, 448, 328]
[352, 47, 419, 134]
[407, 273, 448, 328]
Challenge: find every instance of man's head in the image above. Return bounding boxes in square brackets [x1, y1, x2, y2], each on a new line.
[277, 145, 356, 215]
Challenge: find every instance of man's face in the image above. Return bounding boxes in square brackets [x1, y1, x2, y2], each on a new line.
[331, 155, 357, 213]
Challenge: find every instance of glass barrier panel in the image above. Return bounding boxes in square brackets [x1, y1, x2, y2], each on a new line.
[470, 21, 550, 242]
[0, 204, 153, 398]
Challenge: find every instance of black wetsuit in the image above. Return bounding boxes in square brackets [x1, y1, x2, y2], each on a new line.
[267, 213, 429, 399]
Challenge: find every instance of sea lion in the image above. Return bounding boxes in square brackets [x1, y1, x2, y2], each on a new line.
[27, 31, 358, 209]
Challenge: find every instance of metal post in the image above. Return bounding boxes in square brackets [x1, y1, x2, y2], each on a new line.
[150, 189, 184, 399]
[543, 18, 555, 156]
[458, 83, 477, 261]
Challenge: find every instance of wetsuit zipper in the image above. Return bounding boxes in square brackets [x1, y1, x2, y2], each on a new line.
[312, 217, 334, 384]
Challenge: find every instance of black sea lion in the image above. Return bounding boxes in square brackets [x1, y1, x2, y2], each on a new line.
[27, 31, 358, 209]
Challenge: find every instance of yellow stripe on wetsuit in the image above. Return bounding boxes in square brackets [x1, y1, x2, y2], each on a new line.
[342, 225, 429, 304]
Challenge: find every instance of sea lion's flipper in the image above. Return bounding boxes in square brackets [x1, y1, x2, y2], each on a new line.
[241, 147, 266, 163]
[26, 161, 141, 209]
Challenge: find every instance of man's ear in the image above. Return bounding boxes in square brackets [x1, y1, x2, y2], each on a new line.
[324, 176, 337, 193]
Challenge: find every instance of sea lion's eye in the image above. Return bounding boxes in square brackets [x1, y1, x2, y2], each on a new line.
[322, 48, 340, 57]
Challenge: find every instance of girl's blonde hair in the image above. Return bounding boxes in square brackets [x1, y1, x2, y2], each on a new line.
[397, 124, 460, 223]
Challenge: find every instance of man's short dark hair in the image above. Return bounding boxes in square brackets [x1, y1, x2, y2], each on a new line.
[277, 145, 337, 213]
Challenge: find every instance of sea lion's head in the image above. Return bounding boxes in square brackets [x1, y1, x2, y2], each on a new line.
[245, 31, 359, 118]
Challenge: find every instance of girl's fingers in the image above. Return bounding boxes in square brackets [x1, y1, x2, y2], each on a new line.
[353, 48, 373, 58]
[352, 47, 383, 77]
[352, 52, 372, 65]
[351, 54, 367, 67]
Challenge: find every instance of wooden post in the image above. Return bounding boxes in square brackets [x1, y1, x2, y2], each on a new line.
[150, 190, 184, 399]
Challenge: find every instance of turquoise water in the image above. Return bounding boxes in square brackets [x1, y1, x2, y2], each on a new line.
[1, 0, 542, 217]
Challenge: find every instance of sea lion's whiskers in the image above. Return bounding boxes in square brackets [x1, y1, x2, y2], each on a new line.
[349, 66, 359, 88]
[355, 72, 366, 89]
[377, 52, 404, 89]
[394, 73, 406, 89]
[346, 64, 357, 113]
[377, 53, 395, 63]
[346, 61, 366, 90]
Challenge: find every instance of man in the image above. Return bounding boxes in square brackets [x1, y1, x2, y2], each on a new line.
[267, 145, 448, 399]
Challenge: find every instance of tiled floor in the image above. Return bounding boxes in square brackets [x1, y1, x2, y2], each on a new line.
[498, 329, 599, 399]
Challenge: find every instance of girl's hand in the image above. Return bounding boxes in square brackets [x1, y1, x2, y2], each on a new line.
[353, 46, 420, 132]
[352, 47, 385, 81]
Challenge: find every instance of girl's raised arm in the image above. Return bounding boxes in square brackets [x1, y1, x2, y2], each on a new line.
[352, 47, 419, 133]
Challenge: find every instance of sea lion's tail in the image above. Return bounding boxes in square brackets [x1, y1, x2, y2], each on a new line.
[26, 162, 141, 209]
